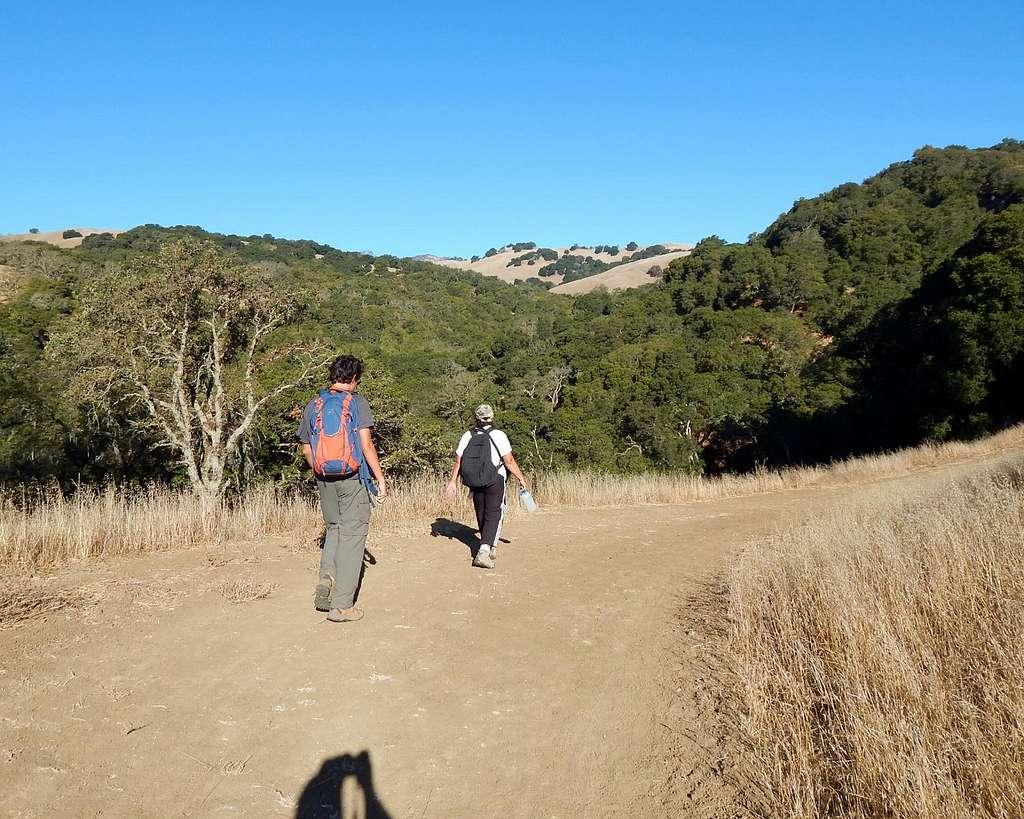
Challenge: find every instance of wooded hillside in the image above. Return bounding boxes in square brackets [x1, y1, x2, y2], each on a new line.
[2, 141, 1021, 490]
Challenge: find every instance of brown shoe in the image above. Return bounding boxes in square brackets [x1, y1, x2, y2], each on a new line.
[327, 606, 364, 623]
[314, 575, 334, 612]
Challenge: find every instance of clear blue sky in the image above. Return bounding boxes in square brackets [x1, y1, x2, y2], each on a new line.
[3, 1, 1022, 257]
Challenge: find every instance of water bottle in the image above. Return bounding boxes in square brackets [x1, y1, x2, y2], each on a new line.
[519, 488, 539, 513]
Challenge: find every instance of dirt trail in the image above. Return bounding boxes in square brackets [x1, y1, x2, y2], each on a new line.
[0, 474, 955, 818]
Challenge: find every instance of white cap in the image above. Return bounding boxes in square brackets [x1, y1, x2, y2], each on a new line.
[474, 403, 494, 422]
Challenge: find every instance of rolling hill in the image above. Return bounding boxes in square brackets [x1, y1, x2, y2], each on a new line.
[438, 242, 693, 293]
[551, 247, 693, 293]
[0, 227, 122, 248]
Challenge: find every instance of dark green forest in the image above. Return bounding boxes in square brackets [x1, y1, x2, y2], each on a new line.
[2, 140, 1022, 492]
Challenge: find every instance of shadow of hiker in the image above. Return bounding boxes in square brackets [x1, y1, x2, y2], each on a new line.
[430, 517, 478, 554]
[430, 518, 511, 556]
[295, 750, 392, 819]
[353, 548, 377, 604]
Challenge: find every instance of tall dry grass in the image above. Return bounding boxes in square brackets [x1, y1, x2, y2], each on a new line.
[3, 424, 1022, 572]
[0, 484, 316, 569]
[728, 460, 1024, 817]
[534, 424, 1024, 506]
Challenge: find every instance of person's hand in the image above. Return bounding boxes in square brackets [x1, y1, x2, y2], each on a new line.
[375, 480, 389, 504]
[445, 481, 457, 500]
[518, 477, 528, 491]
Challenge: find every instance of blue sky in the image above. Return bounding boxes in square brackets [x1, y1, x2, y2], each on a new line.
[2, 1, 1022, 257]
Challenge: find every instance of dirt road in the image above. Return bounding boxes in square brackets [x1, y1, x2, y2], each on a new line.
[0, 483, 876, 817]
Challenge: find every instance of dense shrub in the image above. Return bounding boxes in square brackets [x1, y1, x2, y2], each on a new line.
[509, 248, 560, 267]
[540, 254, 610, 282]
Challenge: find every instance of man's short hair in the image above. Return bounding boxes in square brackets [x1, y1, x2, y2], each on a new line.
[329, 355, 364, 385]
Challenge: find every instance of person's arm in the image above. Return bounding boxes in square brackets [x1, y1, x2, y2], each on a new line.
[297, 401, 315, 471]
[446, 433, 469, 498]
[358, 428, 388, 503]
[445, 456, 461, 499]
[502, 452, 527, 490]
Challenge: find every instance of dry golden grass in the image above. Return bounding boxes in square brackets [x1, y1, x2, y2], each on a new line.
[2, 424, 1022, 572]
[728, 458, 1024, 817]
[218, 576, 279, 603]
[0, 484, 317, 569]
[0, 580, 103, 627]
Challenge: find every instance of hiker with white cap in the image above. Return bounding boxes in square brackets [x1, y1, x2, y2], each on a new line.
[445, 404, 528, 569]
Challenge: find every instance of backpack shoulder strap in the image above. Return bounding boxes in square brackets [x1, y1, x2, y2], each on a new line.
[312, 392, 328, 433]
[348, 393, 360, 428]
[485, 430, 504, 460]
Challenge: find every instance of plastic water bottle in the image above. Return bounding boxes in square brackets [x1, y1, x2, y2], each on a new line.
[519, 488, 539, 513]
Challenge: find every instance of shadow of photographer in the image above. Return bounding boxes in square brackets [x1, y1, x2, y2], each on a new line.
[295, 750, 392, 819]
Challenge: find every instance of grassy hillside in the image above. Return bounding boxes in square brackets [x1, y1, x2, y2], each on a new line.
[0, 227, 122, 249]
[550, 248, 692, 293]
[438, 242, 692, 291]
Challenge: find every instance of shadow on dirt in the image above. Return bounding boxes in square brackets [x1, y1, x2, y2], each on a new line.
[430, 517, 478, 554]
[295, 750, 392, 819]
[430, 518, 510, 556]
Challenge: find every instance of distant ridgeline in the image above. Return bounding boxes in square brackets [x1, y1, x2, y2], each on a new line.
[1, 140, 1022, 489]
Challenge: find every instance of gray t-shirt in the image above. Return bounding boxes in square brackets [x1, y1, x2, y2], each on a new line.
[296, 390, 374, 444]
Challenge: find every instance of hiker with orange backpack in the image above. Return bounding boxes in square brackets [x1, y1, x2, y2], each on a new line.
[297, 355, 388, 623]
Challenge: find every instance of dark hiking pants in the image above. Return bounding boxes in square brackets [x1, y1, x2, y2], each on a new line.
[471, 478, 506, 548]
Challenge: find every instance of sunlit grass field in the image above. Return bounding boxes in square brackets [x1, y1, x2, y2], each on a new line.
[3, 425, 1021, 570]
[729, 442, 1024, 817]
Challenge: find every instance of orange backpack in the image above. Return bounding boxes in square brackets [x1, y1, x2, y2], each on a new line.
[309, 389, 362, 477]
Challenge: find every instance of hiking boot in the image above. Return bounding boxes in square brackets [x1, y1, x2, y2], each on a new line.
[327, 606, 364, 623]
[473, 546, 495, 569]
[314, 575, 334, 612]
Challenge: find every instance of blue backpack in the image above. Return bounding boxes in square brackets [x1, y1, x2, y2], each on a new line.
[308, 389, 363, 478]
